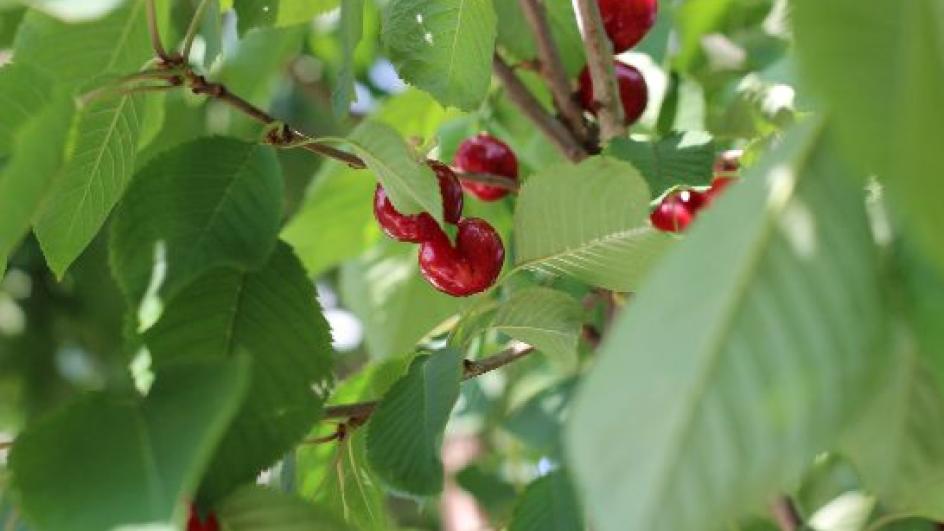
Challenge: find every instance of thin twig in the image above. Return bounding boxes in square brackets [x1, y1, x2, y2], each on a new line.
[323, 345, 536, 421]
[770, 496, 802, 531]
[181, 0, 213, 62]
[517, 0, 592, 145]
[146, 0, 170, 61]
[493, 54, 587, 162]
[573, 0, 626, 141]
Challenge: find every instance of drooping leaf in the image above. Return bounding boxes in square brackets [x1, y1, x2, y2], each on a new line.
[508, 470, 584, 531]
[33, 93, 148, 277]
[143, 243, 335, 501]
[13, 2, 154, 91]
[283, 89, 458, 277]
[514, 156, 675, 292]
[843, 330, 944, 521]
[217, 485, 353, 530]
[0, 95, 74, 274]
[491, 287, 582, 372]
[605, 131, 716, 197]
[233, 0, 340, 34]
[345, 120, 442, 223]
[333, 0, 364, 117]
[366, 348, 464, 495]
[793, 0, 944, 274]
[382, 0, 496, 110]
[10, 358, 250, 531]
[110, 137, 283, 313]
[566, 121, 887, 531]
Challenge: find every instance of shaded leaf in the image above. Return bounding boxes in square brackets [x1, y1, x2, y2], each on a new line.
[566, 122, 886, 531]
[366, 349, 464, 495]
[492, 287, 582, 372]
[217, 485, 353, 530]
[10, 358, 250, 531]
[333, 0, 363, 117]
[233, 0, 340, 34]
[143, 243, 335, 501]
[605, 131, 715, 197]
[508, 470, 583, 531]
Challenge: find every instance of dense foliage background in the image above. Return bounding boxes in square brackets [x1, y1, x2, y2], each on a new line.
[0, 0, 942, 530]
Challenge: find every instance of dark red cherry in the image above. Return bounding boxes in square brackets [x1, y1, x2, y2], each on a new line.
[418, 218, 505, 297]
[454, 133, 519, 202]
[187, 505, 219, 531]
[650, 189, 706, 233]
[578, 62, 648, 126]
[597, 0, 658, 53]
[713, 150, 743, 174]
[373, 160, 464, 243]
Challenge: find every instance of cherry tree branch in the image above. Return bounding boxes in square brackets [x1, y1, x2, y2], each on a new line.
[573, 0, 626, 141]
[493, 54, 588, 162]
[770, 496, 803, 531]
[323, 345, 536, 422]
[517, 0, 592, 145]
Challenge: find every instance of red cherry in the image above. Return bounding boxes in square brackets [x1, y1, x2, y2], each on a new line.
[597, 0, 658, 53]
[713, 150, 743, 174]
[418, 218, 505, 297]
[373, 160, 464, 243]
[578, 62, 648, 126]
[705, 176, 737, 204]
[454, 133, 519, 202]
[650, 189, 706, 233]
[187, 506, 219, 531]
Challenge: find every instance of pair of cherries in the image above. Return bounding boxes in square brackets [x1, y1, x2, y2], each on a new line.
[576, 0, 658, 127]
[650, 151, 741, 233]
[374, 135, 517, 297]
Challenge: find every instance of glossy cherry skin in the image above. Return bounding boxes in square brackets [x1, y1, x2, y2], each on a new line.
[374, 160, 464, 243]
[454, 133, 519, 201]
[187, 506, 219, 531]
[578, 62, 648, 126]
[597, 0, 658, 53]
[705, 176, 737, 204]
[418, 218, 505, 297]
[650, 189, 706, 233]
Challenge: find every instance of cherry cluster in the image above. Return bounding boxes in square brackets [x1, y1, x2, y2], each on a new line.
[577, 0, 658, 126]
[650, 151, 742, 233]
[373, 134, 518, 297]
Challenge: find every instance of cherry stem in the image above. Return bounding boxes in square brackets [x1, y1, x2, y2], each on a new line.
[457, 171, 519, 192]
[0, 440, 12, 450]
[180, 0, 213, 62]
[573, 0, 626, 141]
[146, 0, 170, 61]
[322, 345, 535, 422]
[517, 0, 593, 146]
[493, 54, 588, 162]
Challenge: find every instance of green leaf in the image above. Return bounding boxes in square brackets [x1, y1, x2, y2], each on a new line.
[34, 93, 148, 277]
[110, 138, 283, 314]
[0, 95, 74, 273]
[455, 464, 517, 521]
[843, 331, 944, 521]
[566, 121, 887, 531]
[366, 348, 464, 495]
[491, 287, 582, 372]
[508, 470, 583, 531]
[217, 485, 353, 530]
[346, 120, 442, 222]
[333, 0, 363, 117]
[382, 0, 497, 110]
[143, 243, 335, 501]
[605, 132, 716, 197]
[14, 2, 154, 91]
[233, 0, 340, 34]
[502, 378, 576, 457]
[340, 241, 468, 359]
[493, 0, 585, 77]
[793, 0, 944, 273]
[0, 63, 54, 155]
[9, 358, 250, 531]
[514, 156, 675, 292]
[673, 0, 736, 71]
